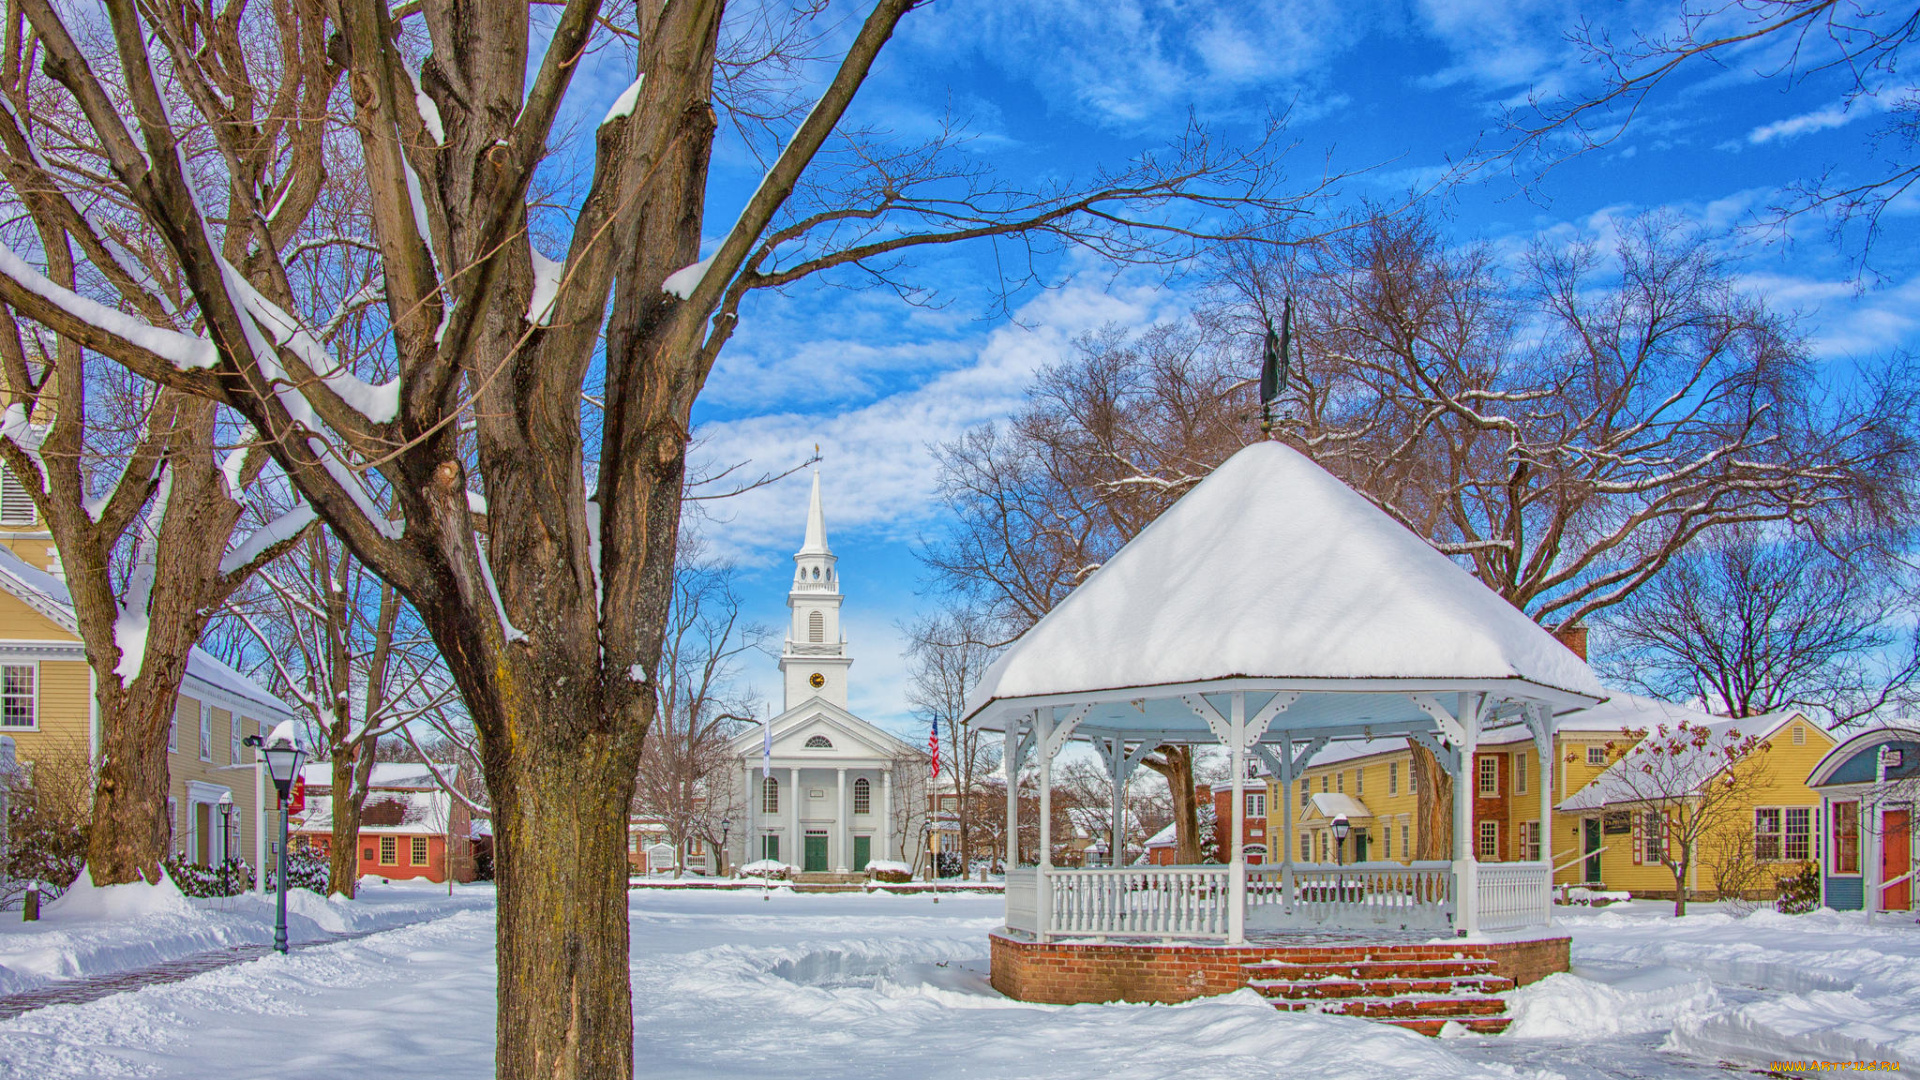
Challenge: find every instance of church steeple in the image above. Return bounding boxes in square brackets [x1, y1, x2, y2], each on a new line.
[779, 469, 851, 710]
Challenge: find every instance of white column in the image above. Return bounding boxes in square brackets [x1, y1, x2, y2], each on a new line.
[1452, 693, 1482, 936]
[1228, 694, 1248, 944]
[1537, 712, 1554, 873]
[1109, 740, 1127, 868]
[254, 757, 266, 894]
[788, 765, 801, 869]
[835, 768, 848, 872]
[747, 762, 759, 867]
[1005, 722, 1019, 872]
[1036, 709, 1053, 941]
[879, 769, 892, 862]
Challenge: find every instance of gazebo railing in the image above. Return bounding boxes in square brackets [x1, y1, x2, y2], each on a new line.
[1006, 868, 1038, 934]
[1015, 865, 1231, 939]
[1247, 861, 1453, 930]
[1475, 862, 1551, 932]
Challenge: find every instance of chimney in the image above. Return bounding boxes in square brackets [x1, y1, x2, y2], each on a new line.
[1554, 624, 1589, 662]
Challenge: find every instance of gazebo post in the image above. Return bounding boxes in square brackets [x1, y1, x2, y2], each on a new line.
[1277, 730, 1294, 915]
[1036, 708, 1054, 942]
[1228, 693, 1247, 944]
[1451, 692, 1483, 936]
[1532, 702, 1554, 882]
[1003, 721, 1019, 872]
[1107, 739, 1127, 868]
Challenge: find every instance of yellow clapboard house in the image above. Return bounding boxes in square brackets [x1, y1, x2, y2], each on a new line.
[1557, 707, 1835, 900]
[0, 477, 294, 875]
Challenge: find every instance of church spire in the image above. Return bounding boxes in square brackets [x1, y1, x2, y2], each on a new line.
[799, 469, 830, 556]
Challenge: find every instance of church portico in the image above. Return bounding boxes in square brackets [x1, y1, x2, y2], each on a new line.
[730, 471, 927, 875]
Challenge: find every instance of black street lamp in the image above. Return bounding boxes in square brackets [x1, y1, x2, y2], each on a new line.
[216, 793, 234, 897]
[246, 730, 307, 954]
[1331, 814, 1351, 868]
[719, 818, 731, 876]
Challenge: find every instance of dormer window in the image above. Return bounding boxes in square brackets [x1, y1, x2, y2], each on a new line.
[804, 735, 832, 749]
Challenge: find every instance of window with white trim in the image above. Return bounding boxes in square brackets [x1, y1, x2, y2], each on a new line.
[1388, 761, 1399, 795]
[1587, 745, 1607, 766]
[1514, 752, 1528, 794]
[230, 715, 244, 765]
[1298, 831, 1310, 862]
[1336, 771, 1344, 793]
[1244, 791, 1265, 819]
[1520, 820, 1540, 861]
[1477, 820, 1499, 859]
[198, 703, 213, 762]
[1383, 823, 1392, 859]
[1785, 807, 1811, 861]
[168, 707, 178, 752]
[804, 734, 832, 749]
[1401, 821, 1410, 859]
[1318, 832, 1329, 862]
[0, 663, 35, 728]
[1478, 755, 1499, 796]
[1300, 783, 1309, 810]
[1354, 767, 1363, 795]
[0, 465, 36, 525]
[1754, 807, 1783, 861]
[762, 776, 779, 814]
[1639, 811, 1665, 865]
[853, 777, 871, 815]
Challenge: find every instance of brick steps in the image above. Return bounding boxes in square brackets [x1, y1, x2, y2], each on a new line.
[1243, 957, 1513, 1035]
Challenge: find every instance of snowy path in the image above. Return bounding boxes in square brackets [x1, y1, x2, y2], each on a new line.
[0, 890, 1911, 1078]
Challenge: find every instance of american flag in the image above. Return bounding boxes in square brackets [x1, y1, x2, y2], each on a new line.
[929, 719, 940, 779]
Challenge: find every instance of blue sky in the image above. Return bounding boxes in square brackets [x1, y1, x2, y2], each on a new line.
[575, 0, 1920, 737]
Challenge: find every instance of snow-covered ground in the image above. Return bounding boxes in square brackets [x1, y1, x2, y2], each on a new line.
[0, 888, 1912, 1079]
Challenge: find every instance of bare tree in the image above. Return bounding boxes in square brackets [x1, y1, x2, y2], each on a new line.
[630, 540, 763, 877]
[903, 604, 999, 869]
[1577, 721, 1772, 915]
[0, 0, 1349, 1067]
[1602, 525, 1920, 724]
[888, 749, 930, 871]
[232, 525, 460, 896]
[1508, 0, 1920, 268]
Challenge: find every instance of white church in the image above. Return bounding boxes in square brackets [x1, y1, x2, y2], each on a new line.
[726, 471, 924, 875]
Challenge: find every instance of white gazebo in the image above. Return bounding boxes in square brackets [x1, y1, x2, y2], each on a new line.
[965, 442, 1607, 944]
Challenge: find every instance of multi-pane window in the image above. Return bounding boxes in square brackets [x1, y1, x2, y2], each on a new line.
[0, 663, 34, 728]
[231, 715, 243, 764]
[1832, 801, 1859, 874]
[1388, 761, 1399, 795]
[1409, 763, 1418, 793]
[1754, 808, 1783, 861]
[1478, 820, 1499, 860]
[1514, 752, 1528, 794]
[1478, 755, 1499, 796]
[1245, 792, 1265, 819]
[1320, 775, 1329, 793]
[169, 708, 178, 752]
[1383, 824, 1392, 859]
[1785, 807, 1811, 861]
[1642, 812, 1665, 865]
[1401, 821, 1411, 859]
[1520, 820, 1541, 861]
[853, 777, 871, 815]
[198, 704, 213, 762]
[411, 837, 429, 865]
[379, 836, 397, 865]
[1298, 832, 1310, 862]
[762, 776, 779, 814]
[1300, 783, 1309, 810]
[1336, 772, 1344, 793]
[1319, 832, 1330, 862]
[1354, 768, 1363, 795]
[1587, 745, 1607, 766]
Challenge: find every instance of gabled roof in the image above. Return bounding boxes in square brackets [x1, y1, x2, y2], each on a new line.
[728, 695, 922, 762]
[301, 761, 459, 790]
[0, 543, 291, 717]
[1558, 709, 1806, 812]
[1305, 792, 1373, 820]
[963, 442, 1605, 723]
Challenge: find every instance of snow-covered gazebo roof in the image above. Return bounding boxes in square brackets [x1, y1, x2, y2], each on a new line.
[963, 442, 1605, 742]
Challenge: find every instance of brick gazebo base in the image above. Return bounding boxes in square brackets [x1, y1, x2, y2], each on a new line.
[990, 931, 1569, 1033]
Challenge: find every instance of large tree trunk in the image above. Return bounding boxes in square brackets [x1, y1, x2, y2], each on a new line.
[329, 747, 376, 898]
[1408, 738, 1454, 861]
[491, 736, 641, 1080]
[1145, 746, 1201, 864]
[85, 679, 186, 883]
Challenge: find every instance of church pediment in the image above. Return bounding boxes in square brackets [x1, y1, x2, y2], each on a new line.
[732, 697, 921, 763]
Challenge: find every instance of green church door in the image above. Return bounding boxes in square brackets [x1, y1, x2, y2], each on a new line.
[804, 833, 829, 873]
[853, 836, 871, 871]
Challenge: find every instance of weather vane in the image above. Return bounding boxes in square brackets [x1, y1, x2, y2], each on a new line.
[1259, 295, 1293, 434]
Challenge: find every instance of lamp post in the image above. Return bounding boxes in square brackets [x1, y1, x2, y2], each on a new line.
[719, 818, 731, 877]
[247, 730, 306, 954]
[216, 793, 234, 897]
[1331, 814, 1351, 868]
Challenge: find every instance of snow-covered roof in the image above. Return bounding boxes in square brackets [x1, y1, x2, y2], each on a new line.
[1143, 821, 1176, 849]
[963, 442, 1605, 732]
[293, 787, 454, 835]
[0, 542, 291, 718]
[1806, 724, 1920, 789]
[1305, 792, 1373, 820]
[301, 761, 458, 790]
[1558, 709, 1804, 812]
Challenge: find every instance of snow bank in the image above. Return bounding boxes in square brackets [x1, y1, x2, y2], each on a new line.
[43, 867, 194, 921]
[1504, 966, 1719, 1040]
[863, 859, 911, 874]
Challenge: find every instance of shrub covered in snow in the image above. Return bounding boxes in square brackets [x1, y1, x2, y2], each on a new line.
[1773, 861, 1820, 914]
[1, 741, 92, 908]
[162, 853, 256, 897]
[737, 860, 795, 881]
[865, 859, 912, 884]
[263, 845, 331, 894]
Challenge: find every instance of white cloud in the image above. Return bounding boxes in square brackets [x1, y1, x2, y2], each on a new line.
[1747, 93, 1899, 145]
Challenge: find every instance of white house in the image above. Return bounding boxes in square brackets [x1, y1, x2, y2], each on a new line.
[727, 471, 924, 875]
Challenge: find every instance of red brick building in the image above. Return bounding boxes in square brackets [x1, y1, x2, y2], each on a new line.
[291, 763, 477, 884]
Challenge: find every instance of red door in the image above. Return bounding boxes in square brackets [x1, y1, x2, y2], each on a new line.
[1884, 810, 1911, 912]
